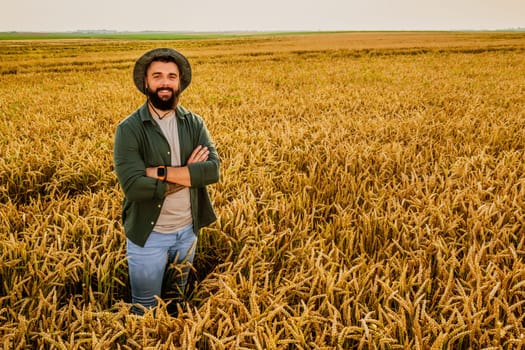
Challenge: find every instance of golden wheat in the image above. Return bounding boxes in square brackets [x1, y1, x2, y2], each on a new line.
[1, 32, 525, 349]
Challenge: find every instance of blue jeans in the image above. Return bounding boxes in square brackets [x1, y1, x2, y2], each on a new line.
[126, 224, 197, 314]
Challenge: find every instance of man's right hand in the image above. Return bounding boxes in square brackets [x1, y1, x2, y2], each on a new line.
[187, 145, 209, 164]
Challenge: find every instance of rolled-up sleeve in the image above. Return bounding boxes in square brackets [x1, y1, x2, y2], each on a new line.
[187, 121, 220, 188]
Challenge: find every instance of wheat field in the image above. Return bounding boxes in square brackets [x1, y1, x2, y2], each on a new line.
[1, 32, 525, 349]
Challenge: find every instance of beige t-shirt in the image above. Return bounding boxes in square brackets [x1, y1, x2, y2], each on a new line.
[152, 111, 192, 233]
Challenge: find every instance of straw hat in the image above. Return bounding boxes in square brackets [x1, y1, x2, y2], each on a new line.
[133, 48, 192, 94]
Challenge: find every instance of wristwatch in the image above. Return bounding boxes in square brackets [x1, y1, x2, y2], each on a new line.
[157, 166, 167, 182]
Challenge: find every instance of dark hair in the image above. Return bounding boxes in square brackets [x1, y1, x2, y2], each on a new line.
[149, 55, 177, 66]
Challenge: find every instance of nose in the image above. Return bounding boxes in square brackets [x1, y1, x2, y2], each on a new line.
[159, 78, 171, 87]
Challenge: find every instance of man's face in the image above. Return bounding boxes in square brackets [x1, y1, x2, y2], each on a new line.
[145, 60, 181, 110]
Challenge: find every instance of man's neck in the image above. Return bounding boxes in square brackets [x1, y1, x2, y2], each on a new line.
[148, 102, 175, 120]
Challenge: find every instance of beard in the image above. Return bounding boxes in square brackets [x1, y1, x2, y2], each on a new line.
[147, 86, 181, 111]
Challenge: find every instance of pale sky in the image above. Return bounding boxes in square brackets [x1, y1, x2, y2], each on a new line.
[1, 0, 523, 32]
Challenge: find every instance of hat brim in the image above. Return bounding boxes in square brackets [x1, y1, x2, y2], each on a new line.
[133, 48, 192, 94]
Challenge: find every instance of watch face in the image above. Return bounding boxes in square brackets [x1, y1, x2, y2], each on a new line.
[157, 167, 166, 177]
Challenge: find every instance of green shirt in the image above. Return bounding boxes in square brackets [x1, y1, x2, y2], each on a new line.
[113, 103, 220, 247]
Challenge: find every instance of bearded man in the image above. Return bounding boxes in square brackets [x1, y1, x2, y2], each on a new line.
[113, 48, 220, 315]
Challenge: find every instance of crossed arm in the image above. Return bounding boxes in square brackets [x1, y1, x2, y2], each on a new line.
[145, 145, 210, 195]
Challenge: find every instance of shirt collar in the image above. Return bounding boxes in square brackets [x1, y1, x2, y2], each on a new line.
[138, 102, 153, 123]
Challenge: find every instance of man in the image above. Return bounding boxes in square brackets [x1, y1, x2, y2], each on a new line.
[113, 48, 220, 315]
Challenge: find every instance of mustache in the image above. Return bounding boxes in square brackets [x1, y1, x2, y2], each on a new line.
[156, 87, 174, 93]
